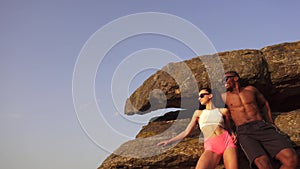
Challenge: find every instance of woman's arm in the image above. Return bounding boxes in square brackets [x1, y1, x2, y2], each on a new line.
[220, 108, 237, 143]
[157, 110, 200, 146]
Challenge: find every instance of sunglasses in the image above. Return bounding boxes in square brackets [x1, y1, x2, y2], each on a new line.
[199, 93, 210, 98]
[222, 76, 236, 82]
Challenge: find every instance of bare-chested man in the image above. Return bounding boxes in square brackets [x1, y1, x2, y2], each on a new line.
[222, 71, 298, 169]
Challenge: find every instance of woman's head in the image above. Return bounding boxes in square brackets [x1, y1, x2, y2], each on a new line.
[198, 88, 213, 106]
[198, 88, 225, 108]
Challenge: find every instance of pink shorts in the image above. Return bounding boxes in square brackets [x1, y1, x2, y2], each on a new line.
[204, 131, 236, 156]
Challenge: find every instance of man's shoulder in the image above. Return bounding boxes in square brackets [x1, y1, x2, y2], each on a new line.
[243, 85, 258, 91]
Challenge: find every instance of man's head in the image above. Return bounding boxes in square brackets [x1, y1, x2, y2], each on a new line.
[223, 71, 240, 91]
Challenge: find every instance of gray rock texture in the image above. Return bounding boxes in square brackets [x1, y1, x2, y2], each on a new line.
[125, 41, 300, 115]
[99, 41, 300, 169]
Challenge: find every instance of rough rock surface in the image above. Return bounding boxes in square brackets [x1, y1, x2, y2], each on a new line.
[125, 41, 300, 115]
[99, 41, 300, 169]
[98, 110, 300, 169]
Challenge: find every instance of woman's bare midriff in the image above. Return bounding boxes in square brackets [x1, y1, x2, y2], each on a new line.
[207, 126, 226, 138]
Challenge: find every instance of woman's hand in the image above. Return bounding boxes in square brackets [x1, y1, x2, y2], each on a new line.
[157, 140, 170, 146]
[231, 133, 237, 144]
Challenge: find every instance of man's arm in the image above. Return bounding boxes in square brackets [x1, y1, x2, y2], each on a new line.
[254, 87, 274, 124]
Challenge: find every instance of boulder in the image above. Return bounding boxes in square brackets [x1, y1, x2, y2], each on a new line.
[98, 109, 300, 169]
[125, 41, 300, 115]
[99, 41, 300, 169]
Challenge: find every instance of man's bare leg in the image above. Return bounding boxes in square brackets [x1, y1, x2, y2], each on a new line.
[275, 148, 298, 169]
[254, 155, 273, 169]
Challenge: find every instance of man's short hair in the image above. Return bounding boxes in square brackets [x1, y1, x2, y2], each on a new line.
[225, 70, 240, 78]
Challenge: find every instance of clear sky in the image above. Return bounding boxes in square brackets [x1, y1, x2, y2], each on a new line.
[1, 1, 300, 169]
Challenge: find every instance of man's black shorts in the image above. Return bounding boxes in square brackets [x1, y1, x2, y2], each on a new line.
[236, 120, 293, 168]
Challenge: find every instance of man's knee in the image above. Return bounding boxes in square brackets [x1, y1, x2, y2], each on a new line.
[254, 155, 272, 169]
[276, 148, 298, 167]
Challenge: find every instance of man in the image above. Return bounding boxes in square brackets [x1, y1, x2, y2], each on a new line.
[221, 70, 298, 169]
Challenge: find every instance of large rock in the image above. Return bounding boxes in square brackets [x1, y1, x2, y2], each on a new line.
[98, 109, 300, 169]
[99, 41, 300, 169]
[262, 42, 300, 111]
[125, 41, 300, 115]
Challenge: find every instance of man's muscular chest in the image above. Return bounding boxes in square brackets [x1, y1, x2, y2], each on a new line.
[226, 90, 256, 107]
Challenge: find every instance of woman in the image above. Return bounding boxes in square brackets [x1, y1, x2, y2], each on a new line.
[157, 88, 238, 169]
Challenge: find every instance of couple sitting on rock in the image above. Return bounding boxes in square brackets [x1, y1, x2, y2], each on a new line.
[157, 71, 298, 169]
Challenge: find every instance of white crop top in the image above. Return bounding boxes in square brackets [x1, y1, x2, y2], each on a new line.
[198, 109, 224, 137]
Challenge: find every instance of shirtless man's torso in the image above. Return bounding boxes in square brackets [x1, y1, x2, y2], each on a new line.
[222, 85, 272, 126]
[221, 71, 297, 169]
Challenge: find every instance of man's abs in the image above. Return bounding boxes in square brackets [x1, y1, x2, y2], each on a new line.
[230, 108, 263, 126]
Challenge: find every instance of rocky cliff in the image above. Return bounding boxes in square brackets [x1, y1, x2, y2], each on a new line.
[125, 41, 300, 115]
[99, 41, 300, 169]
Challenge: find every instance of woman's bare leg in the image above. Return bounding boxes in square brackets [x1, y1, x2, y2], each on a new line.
[223, 147, 238, 169]
[196, 150, 221, 169]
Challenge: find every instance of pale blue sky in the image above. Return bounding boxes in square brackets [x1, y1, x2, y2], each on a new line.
[1, 1, 300, 169]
